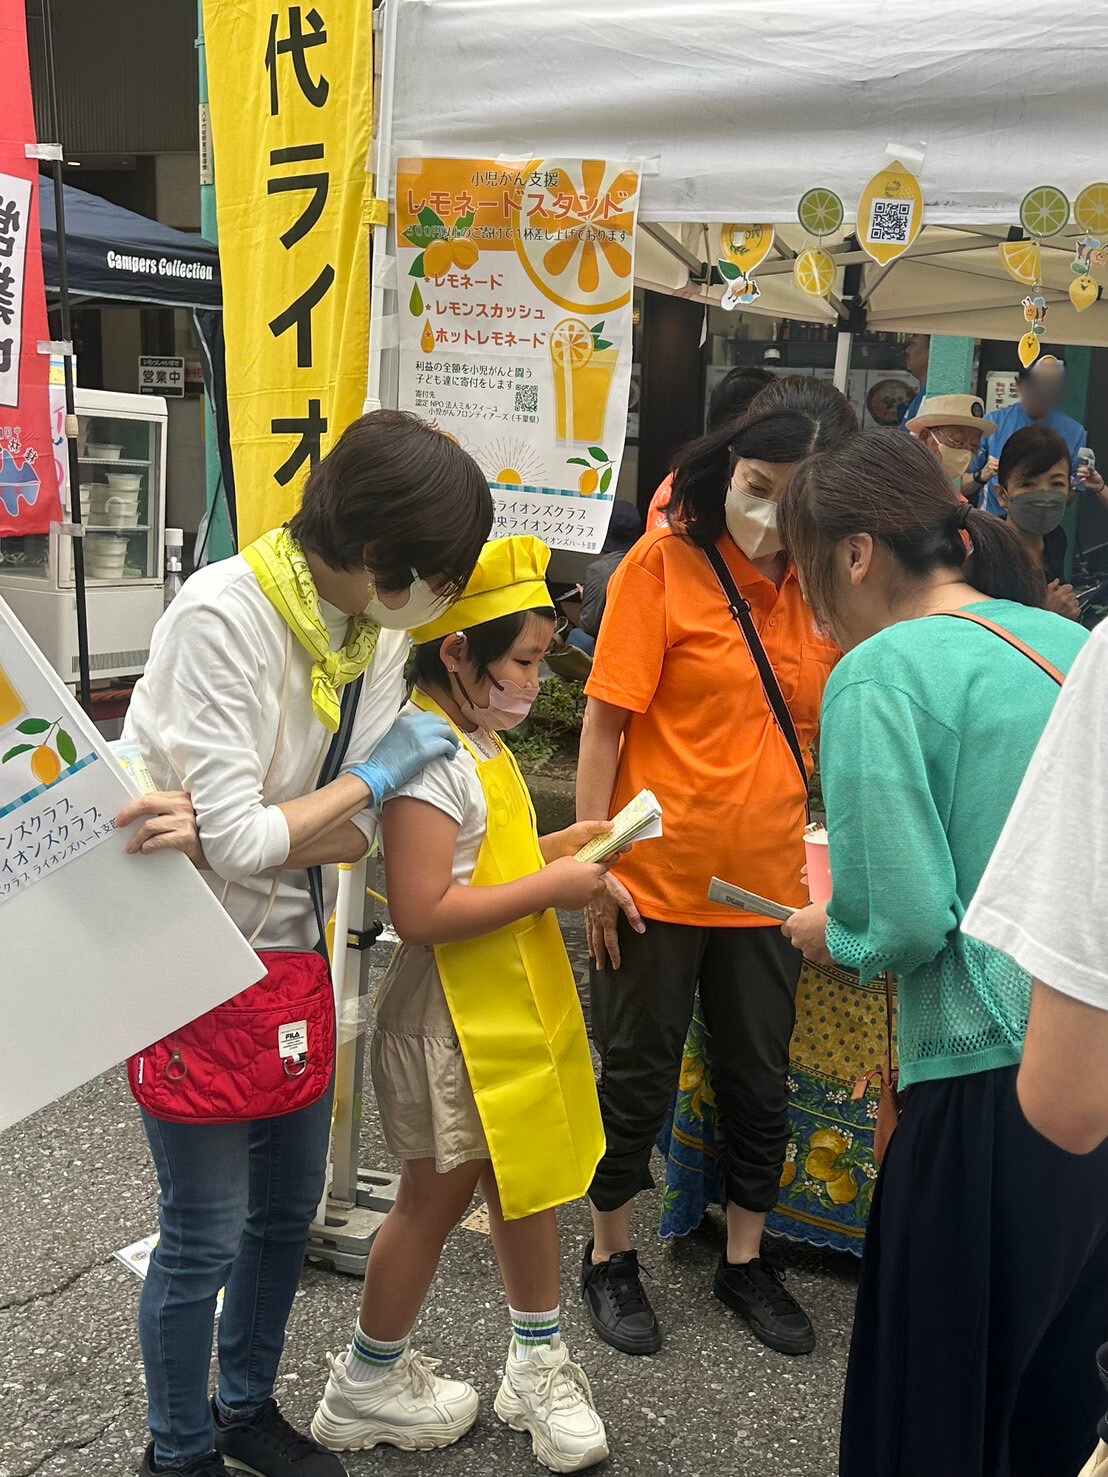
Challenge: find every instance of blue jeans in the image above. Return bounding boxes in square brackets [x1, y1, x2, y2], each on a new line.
[566, 628, 596, 656]
[138, 1085, 334, 1465]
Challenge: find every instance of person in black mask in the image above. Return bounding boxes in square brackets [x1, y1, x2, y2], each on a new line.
[995, 424, 1081, 621]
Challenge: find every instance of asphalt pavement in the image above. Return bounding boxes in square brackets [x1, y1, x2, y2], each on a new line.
[0, 919, 858, 1477]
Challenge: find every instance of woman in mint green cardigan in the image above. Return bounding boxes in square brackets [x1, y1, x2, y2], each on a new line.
[779, 430, 1107, 1477]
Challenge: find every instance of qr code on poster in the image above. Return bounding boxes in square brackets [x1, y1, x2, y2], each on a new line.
[868, 198, 914, 245]
[514, 384, 539, 414]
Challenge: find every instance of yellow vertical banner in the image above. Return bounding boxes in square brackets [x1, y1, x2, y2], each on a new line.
[203, 1, 373, 545]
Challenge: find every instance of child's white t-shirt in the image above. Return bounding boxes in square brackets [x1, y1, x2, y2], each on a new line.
[387, 700, 498, 885]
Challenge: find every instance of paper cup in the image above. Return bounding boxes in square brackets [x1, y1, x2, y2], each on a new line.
[803, 824, 832, 906]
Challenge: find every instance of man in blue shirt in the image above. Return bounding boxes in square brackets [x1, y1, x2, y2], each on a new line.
[897, 334, 929, 428]
[970, 357, 1086, 515]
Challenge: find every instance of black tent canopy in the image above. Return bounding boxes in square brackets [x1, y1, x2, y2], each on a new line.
[37, 175, 235, 541]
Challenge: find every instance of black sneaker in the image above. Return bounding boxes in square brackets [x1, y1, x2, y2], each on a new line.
[213, 1399, 348, 1477]
[139, 1446, 228, 1476]
[713, 1255, 816, 1355]
[581, 1239, 662, 1355]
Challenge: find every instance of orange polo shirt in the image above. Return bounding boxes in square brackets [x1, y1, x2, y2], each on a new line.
[646, 475, 673, 532]
[586, 525, 837, 927]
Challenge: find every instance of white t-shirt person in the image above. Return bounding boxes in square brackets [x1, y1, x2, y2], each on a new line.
[964, 619, 1108, 1150]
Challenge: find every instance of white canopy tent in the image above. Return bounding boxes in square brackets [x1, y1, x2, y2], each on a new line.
[374, 0, 1108, 371]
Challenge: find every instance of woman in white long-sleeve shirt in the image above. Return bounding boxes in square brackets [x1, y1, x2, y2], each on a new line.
[124, 410, 493, 1477]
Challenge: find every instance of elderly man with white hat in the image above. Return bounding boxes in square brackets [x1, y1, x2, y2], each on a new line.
[906, 393, 997, 499]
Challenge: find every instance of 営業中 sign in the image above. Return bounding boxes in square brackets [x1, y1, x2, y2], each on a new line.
[139, 355, 185, 398]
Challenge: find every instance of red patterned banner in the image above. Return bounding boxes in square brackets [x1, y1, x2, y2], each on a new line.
[0, 0, 60, 537]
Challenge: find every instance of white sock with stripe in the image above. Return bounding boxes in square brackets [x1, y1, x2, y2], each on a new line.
[344, 1322, 408, 1382]
[510, 1304, 561, 1362]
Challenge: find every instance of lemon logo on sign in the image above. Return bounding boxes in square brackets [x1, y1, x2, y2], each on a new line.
[512, 160, 640, 316]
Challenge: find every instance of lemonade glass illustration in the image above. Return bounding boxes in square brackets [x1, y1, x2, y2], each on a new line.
[0, 661, 27, 731]
[550, 319, 618, 445]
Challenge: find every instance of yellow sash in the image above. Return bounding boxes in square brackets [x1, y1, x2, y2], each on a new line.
[411, 690, 605, 1220]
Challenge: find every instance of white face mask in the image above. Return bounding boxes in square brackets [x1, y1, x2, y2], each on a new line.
[724, 475, 783, 560]
[365, 568, 449, 630]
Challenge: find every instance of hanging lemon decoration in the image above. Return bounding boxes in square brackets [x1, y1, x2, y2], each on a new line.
[856, 162, 924, 265]
[1074, 183, 1108, 237]
[1018, 330, 1041, 368]
[998, 240, 1042, 286]
[794, 247, 835, 299]
[797, 188, 844, 238]
[1019, 186, 1070, 241]
[719, 224, 775, 274]
[1070, 275, 1100, 312]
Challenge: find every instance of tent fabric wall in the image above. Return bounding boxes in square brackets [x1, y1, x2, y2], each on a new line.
[391, 0, 1108, 226]
[389, 1, 1108, 348]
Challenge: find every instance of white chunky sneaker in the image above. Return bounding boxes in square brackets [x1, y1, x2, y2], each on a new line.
[493, 1339, 609, 1472]
[310, 1348, 479, 1452]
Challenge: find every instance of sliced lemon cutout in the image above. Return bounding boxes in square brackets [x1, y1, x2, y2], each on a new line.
[549, 318, 594, 369]
[1020, 186, 1070, 240]
[798, 188, 844, 238]
[794, 247, 835, 298]
[998, 240, 1042, 286]
[1075, 183, 1108, 237]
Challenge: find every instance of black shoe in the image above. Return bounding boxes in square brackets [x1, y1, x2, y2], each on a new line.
[581, 1239, 662, 1355]
[212, 1399, 348, 1477]
[713, 1255, 816, 1355]
[139, 1446, 228, 1476]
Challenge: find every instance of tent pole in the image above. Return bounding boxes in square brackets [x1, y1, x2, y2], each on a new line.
[40, 0, 91, 713]
[833, 331, 853, 393]
[196, 0, 233, 562]
[365, 0, 399, 413]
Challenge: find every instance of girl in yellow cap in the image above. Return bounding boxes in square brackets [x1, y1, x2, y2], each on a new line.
[312, 537, 612, 1472]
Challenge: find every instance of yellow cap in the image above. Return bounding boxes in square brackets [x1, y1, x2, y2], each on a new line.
[411, 535, 552, 645]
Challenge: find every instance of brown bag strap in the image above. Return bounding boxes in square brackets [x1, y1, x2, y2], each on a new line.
[883, 972, 895, 1081]
[929, 611, 1066, 686]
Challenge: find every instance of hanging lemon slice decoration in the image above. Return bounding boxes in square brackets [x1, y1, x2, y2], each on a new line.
[1070, 276, 1099, 312]
[1019, 186, 1070, 241]
[794, 247, 836, 299]
[798, 189, 844, 238]
[1074, 183, 1108, 237]
[1018, 331, 1041, 368]
[719, 224, 775, 275]
[998, 240, 1042, 286]
[856, 162, 924, 265]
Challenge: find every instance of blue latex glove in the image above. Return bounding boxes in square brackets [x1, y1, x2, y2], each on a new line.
[351, 711, 460, 805]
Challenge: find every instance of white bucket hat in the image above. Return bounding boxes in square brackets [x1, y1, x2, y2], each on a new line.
[907, 394, 997, 435]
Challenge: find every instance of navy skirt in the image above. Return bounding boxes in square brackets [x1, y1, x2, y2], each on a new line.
[841, 1065, 1108, 1477]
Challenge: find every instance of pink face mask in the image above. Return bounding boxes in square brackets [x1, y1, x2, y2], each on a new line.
[455, 673, 538, 732]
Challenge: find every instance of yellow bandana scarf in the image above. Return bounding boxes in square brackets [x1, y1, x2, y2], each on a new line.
[242, 527, 380, 732]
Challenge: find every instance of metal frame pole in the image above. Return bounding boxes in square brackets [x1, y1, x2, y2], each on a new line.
[39, 0, 91, 713]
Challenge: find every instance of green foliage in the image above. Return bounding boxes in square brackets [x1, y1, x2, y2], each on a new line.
[503, 677, 586, 769]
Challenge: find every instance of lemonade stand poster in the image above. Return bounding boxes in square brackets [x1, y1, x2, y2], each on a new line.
[395, 158, 641, 554]
[0, 605, 119, 905]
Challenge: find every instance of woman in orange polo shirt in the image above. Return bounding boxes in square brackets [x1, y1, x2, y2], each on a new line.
[578, 379, 857, 1359]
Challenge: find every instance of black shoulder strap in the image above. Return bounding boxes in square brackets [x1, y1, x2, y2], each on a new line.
[703, 544, 810, 795]
[306, 674, 365, 949]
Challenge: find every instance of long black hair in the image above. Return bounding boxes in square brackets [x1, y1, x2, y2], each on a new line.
[669, 376, 859, 548]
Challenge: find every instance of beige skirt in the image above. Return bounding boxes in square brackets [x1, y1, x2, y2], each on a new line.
[370, 943, 489, 1174]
